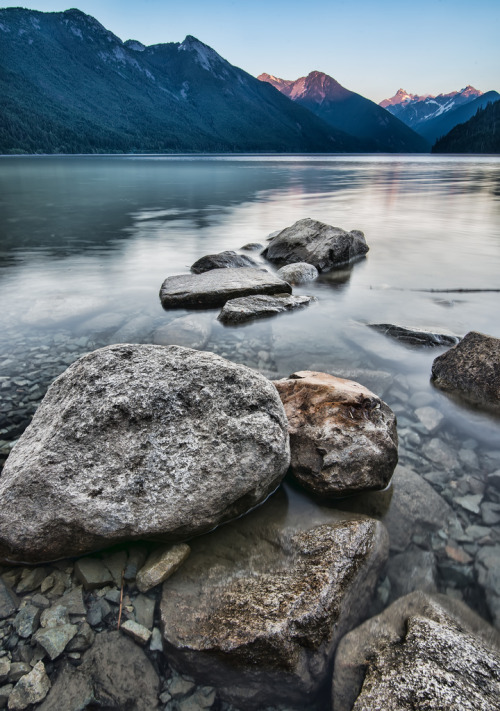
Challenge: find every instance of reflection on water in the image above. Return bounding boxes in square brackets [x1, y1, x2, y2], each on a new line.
[1, 155, 500, 706]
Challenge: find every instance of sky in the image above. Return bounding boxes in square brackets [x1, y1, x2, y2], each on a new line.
[3, 0, 499, 102]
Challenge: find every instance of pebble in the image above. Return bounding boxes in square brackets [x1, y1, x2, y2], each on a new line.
[120, 620, 151, 647]
[74, 559, 114, 591]
[7, 661, 50, 709]
[12, 606, 40, 639]
[136, 544, 191, 593]
[33, 624, 78, 660]
[481, 501, 500, 525]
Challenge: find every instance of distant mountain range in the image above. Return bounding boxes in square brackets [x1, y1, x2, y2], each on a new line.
[0, 8, 359, 154]
[380, 86, 500, 144]
[433, 100, 500, 154]
[258, 72, 429, 153]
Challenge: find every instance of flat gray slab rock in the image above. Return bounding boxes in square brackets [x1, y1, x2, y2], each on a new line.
[191, 250, 258, 273]
[0, 344, 290, 563]
[431, 331, 500, 413]
[160, 515, 388, 709]
[274, 371, 398, 497]
[261, 218, 368, 271]
[333, 592, 500, 711]
[160, 268, 291, 309]
[369, 323, 460, 347]
[218, 293, 316, 325]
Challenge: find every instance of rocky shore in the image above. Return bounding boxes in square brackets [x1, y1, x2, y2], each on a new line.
[0, 218, 499, 710]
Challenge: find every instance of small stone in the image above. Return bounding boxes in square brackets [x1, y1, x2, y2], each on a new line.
[39, 576, 54, 595]
[0, 684, 13, 708]
[15, 569, 47, 595]
[465, 525, 491, 540]
[102, 551, 127, 587]
[13, 606, 40, 639]
[86, 599, 111, 628]
[423, 438, 458, 470]
[7, 664, 31, 684]
[33, 624, 78, 660]
[7, 662, 50, 709]
[414, 406, 444, 434]
[277, 262, 319, 285]
[74, 559, 113, 591]
[123, 546, 148, 582]
[455, 494, 483, 515]
[0, 580, 19, 620]
[65, 622, 95, 653]
[445, 545, 473, 565]
[0, 658, 10, 684]
[487, 470, 500, 488]
[136, 544, 191, 593]
[120, 620, 151, 647]
[58, 588, 86, 617]
[481, 502, 500, 525]
[132, 595, 155, 630]
[178, 688, 217, 711]
[30, 595, 50, 610]
[149, 627, 163, 653]
[40, 605, 69, 629]
[168, 676, 196, 699]
[459, 448, 480, 470]
[104, 589, 121, 605]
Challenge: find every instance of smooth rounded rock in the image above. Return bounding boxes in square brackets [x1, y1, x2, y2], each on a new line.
[277, 262, 319, 284]
[274, 371, 398, 497]
[431, 331, 500, 413]
[261, 218, 368, 271]
[191, 250, 258, 273]
[0, 345, 290, 563]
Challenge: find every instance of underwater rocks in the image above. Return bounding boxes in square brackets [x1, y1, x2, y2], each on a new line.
[0, 345, 290, 562]
[274, 371, 398, 497]
[159, 268, 291, 309]
[261, 218, 368, 271]
[160, 516, 388, 709]
[431, 331, 500, 413]
[218, 293, 316, 325]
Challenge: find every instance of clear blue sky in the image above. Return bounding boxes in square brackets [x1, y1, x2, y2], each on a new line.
[4, 0, 500, 102]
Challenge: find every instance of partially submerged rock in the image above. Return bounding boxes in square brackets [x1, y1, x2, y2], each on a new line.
[277, 262, 319, 285]
[161, 515, 388, 708]
[0, 345, 290, 562]
[261, 218, 368, 271]
[160, 268, 291, 309]
[218, 293, 316, 325]
[191, 250, 258, 273]
[274, 371, 398, 497]
[333, 591, 500, 711]
[369, 323, 460, 347]
[431, 331, 500, 412]
[153, 314, 212, 349]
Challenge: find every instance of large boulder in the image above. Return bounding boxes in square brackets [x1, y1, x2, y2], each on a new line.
[159, 268, 291, 309]
[191, 250, 258, 273]
[261, 218, 368, 271]
[369, 323, 460, 347]
[0, 345, 290, 563]
[218, 293, 316, 325]
[431, 331, 500, 412]
[333, 591, 500, 711]
[160, 508, 388, 709]
[274, 371, 398, 497]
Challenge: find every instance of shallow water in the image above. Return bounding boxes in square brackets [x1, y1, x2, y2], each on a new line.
[1, 155, 500, 706]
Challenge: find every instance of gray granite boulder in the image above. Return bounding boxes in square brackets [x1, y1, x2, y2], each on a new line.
[431, 331, 500, 412]
[333, 591, 500, 711]
[218, 293, 316, 325]
[277, 262, 319, 284]
[261, 218, 368, 271]
[0, 345, 290, 563]
[161, 514, 388, 709]
[191, 250, 258, 273]
[274, 371, 398, 497]
[369, 323, 460, 347]
[160, 268, 291, 309]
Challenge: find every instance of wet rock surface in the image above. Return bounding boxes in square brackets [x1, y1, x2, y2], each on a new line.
[261, 218, 369, 271]
[191, 251, 258, 273]
[274, 371, 398, 497]
[153, 315, 212, 349]
[159, 268, 291, 309]
[333, 592, 500, 711]
[0, 345, 290, 562]
[160, 511, 388, 709]
[369, 323, 460, 347]
[218, 294, 316, 325]
[276, 262, 319, 285]
[431, 331, 500, 412]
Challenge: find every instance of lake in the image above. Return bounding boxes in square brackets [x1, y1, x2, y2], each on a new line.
[0, 154, 499, 707]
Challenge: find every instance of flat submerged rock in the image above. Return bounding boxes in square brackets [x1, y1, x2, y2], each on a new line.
[159, 268, 291, 309]
[218, 293, 316, 325]
[0, 344, 290, 563]
[369, 323, 460, 347]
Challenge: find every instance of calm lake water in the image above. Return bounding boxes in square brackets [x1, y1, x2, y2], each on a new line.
[1, 155, 499, 707]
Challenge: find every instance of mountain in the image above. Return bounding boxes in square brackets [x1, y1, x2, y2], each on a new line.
[417, 91, 500, 144]
[0, 8, 361, 154]
[432, 100, 500, 153]
[258, 71, 430, 153]
[380, 86, 483, 130]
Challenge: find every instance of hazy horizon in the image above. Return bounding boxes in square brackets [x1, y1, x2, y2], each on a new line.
[1, 0, 499, 103]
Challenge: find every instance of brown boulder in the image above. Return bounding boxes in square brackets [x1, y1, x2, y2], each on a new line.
[274, 371, 398, 497]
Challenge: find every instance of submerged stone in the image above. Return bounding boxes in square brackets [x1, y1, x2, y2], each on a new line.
[369, 323, 460, 347]
[218, 293, 316, 325]
[159, 268, 291, 309]
[274, 371, 398, 497]
[431, 331, 500, 413]
[261, 218, 368, 271]
[0, 345, 290, 563]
